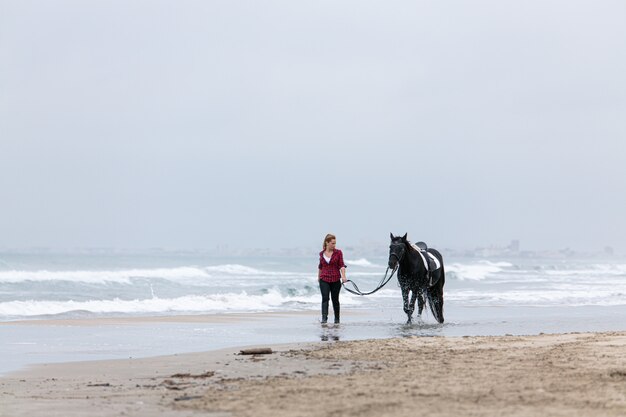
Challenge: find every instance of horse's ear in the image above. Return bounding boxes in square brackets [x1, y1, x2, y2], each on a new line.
[390, 232, 394, 240]
[402, 233, 407, 241]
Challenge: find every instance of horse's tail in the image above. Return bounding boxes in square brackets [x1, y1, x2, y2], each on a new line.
[426, 288, 443, 324]
[426, 251, 445, 323]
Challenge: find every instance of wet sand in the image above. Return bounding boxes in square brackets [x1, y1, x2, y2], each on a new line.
[2, 331, 626, 417]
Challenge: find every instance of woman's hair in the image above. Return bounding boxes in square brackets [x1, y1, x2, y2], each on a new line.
[323, 234, 336, 250]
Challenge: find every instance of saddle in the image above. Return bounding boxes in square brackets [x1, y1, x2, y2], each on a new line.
[409, 241, 441, 286]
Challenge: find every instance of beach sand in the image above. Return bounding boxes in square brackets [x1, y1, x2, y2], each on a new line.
[2, 331, 626, 417]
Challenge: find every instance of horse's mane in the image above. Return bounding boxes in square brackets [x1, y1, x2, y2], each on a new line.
[405, 240, 421, 253]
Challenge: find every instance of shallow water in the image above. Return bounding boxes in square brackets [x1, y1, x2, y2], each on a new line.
[2, 303, 626, 376]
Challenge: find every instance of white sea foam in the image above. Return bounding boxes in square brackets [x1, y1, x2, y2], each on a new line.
[345, 258, 383, 268]
[447, 261, 513, 281]
[0, 264, 312, 284]
[204, 264, 268, 275]
[347, 272, 385, 277]
[0, 287, 369, 317]
[447, 287, 626, 307]
[543, 264, 626, 277]
[0, 267, 211, 284]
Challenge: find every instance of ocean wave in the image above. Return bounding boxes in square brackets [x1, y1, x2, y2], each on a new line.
[543, 264, 626, 277]
[345, 258, 383, 268]
[447, 287, 626, 307]
[204, 264, 269, 275]
[0, 263, 313, 284]
[347, 272, 385, 277]
[447, 261, 513, 281]
[0, 267, 211, 284]
[0, 287, 370, 318]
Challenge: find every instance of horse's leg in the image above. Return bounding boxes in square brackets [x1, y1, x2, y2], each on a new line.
[417, 290, 425, 316]
[408, 290, 418, 320]
[401, 284, 412, 323]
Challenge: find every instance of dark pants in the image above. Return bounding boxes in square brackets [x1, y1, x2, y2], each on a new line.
[319, 279, 341, 320]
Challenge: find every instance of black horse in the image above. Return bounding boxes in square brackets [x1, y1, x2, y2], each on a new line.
[388, 233, 445, 324]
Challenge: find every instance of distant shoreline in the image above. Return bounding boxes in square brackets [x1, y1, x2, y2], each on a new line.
[1, 246, 623, 259]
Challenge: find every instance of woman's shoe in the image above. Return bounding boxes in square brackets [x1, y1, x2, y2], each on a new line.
[321, 316, 328, 324]
[334, 318, 340, 324]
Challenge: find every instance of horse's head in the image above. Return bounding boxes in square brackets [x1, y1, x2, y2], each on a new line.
[388, 233, 408, 269]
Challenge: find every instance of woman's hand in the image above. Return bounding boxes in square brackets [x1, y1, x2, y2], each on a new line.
[341, 277, 347, 284]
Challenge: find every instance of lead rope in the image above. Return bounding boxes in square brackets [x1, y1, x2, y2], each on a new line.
[342, 265, 399, 296]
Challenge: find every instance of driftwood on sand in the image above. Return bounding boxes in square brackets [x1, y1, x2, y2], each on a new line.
[239, 348, 273, 355]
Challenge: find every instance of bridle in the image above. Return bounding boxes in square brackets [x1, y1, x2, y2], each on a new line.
[389, 242, 406, 265]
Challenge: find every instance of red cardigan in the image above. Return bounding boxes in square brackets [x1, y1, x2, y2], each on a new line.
[318, 249, 347, 283]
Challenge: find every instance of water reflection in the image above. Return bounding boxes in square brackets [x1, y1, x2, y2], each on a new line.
[312, 316, 464, 343]
[393, 320, 445, 338]
[319, 323, 342, 341]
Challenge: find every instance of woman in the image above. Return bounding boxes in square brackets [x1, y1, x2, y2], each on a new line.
[318, 234, 347, 324]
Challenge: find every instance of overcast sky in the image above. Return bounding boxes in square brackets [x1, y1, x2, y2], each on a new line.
[1, 1, 625, 252]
